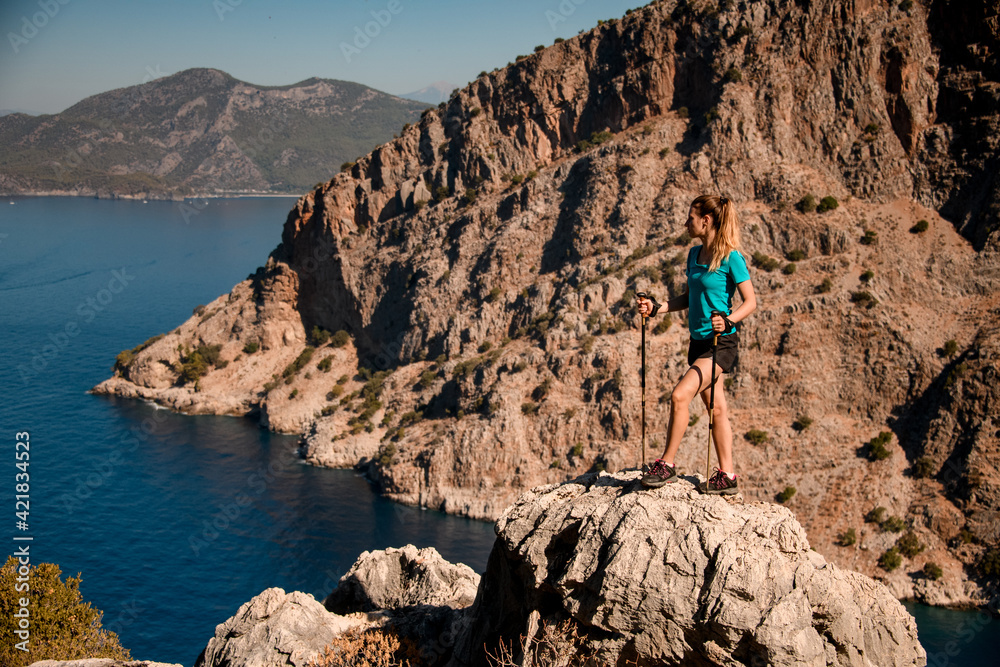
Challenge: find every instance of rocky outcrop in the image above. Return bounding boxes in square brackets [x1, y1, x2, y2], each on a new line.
[324, 545, 479, 613]
[188, 473, 926, 666]
[96, 0, 1000, 605]
[194, 548, 479, 667]
[452, 470, 926, 666]
[194, 588, 370, 667]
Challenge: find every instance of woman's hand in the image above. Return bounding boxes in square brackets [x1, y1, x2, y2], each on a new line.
[711, 312, 727, 333]
[637, 296, 654, 317]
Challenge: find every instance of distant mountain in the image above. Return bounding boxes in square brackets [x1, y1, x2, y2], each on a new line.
[398, 81, 455, 105]
[0, 68, 427, 198]
[0, 108, 42, 117]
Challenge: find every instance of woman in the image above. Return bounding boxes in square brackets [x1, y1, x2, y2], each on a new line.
[636, 195, 756, 494]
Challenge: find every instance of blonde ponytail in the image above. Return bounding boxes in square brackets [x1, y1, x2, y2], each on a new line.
[692, 194, 742, 272]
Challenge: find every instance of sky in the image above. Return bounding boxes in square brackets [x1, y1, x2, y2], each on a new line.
[0, 0, 643, 114]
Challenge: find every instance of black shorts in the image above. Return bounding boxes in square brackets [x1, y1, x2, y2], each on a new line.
[687, 332, 739, 374]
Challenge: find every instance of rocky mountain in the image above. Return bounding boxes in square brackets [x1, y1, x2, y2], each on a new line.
[0, 68, 426, 198]
[188, 472, 925, 666]
[94, 0, 1000, 607]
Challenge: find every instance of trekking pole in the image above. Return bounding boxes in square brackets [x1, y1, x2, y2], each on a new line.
[704, 310, 723, 492]
[636, 292, 660, 472]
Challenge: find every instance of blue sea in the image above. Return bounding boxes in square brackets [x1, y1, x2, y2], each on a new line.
[0, 197, 993, 665]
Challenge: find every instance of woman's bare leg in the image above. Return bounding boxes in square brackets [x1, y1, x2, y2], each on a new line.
[659, 357, 717, 463]
[700, 371, 733, 474]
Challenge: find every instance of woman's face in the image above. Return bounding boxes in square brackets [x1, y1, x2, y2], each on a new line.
[685, 206, 713, 239]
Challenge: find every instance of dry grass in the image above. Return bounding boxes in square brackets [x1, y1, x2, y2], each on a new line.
[308, 626, 422, 667]
[485, 619, 600, 667]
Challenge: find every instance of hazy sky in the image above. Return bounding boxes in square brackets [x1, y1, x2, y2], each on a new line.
[1, 0, 642, 114]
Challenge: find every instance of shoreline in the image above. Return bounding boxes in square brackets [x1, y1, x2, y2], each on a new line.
[3, 191, 303, 201]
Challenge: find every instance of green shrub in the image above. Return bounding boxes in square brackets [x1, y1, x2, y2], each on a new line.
[317, 356, 333, 372]
[913, 457, 935, 478]
[745, 429, 769, 445]
[864, 122, 880, 135]
[283, 347, 315, 378]
[851, 291, 878, 309]
[340, 161, 355, 173]
[419, 370, 437, 388]
[980, 549, 1000, 578]
[521, 402, 539, 415]
[487, 287, 502, 303]
[733, 24, 753, 39]
[882, 516, 907, 533]
[923, 562, 943, 580]
[311, 326, 332, 346]
[378, 443, 397, 467]
[783, 262, 797, 275]
[777, 486, 797, 503]
[752, 252, 780, 272]
[330, 330, 351, 348]
[434, 186, 450, 202]
[0, 557, 131, 666]
[792, 415, 813, 431]
[243, 340, 260, 354]
[817, 196, 839, 213]
[879, 547, 902, 571]
[911, 219, 929, 233]
[653, 317, 672, 335]
[786, 249, 806, 261]
[866, 506, 887, 524]
[327, 385, 345, 400]
[677, 106, 689, 118]
[659, 147, 671, 158]
[897, 531, 925, 558]
[797, 194, 817, 213]
[572, 442, 584, 457]
[942, 339, 959, 358]
[838, 527, 857, 546]
[590, 130, 614, 145]
[723, 67, 742, 83]
[860, 270, 874, 283]
[868, 431, 893, 460]
[463, 188, 477, 205]
[818, 277, 833, 293]
[860, 230, 878, 245]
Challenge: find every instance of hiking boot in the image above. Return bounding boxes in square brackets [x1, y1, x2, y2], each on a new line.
[641, 459, 678, 488]
[702, 468, 739, 495]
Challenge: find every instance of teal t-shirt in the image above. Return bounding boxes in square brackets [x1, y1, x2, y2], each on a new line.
[686, 246, 751, 340]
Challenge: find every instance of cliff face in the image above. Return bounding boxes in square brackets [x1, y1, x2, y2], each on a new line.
[0, 68, 426, 197]
[95, 0, 1000, 605]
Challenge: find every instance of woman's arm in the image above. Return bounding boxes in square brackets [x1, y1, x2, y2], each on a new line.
[729, 279, 756, 324]
[666, 292, 689, 313]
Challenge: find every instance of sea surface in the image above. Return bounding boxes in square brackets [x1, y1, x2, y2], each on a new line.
[0, 197, 994, 664]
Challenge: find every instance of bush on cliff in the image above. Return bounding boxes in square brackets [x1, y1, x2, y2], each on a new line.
[0, 557, 131, 666]
[308, 626, 418, 667]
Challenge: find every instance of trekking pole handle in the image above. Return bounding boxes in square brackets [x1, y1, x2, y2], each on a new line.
[711, 309, 734, 336]
[637, 291, 661, 318]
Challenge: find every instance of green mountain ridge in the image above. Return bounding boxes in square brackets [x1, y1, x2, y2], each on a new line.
[0, 68, 428, 198]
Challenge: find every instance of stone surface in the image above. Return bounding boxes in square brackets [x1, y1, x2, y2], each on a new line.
[194, 587, 369, 667]
[324, 544, 479, 614]
[450, 470, 927, 666]
[94, 0, 1000, 606]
